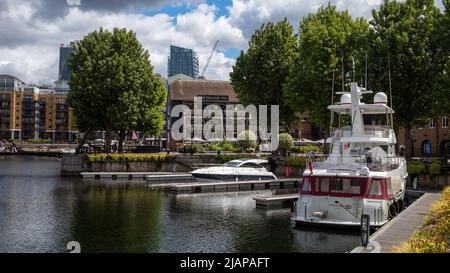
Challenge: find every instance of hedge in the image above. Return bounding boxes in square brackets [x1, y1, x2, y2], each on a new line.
[395, 187, 450, 253]
[407, 161, 426, 174]
[87, 153, 172, 163]
[290, 145, 322, 154]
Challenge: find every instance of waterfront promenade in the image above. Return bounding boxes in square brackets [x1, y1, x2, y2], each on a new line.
[351, 192, 442, 253]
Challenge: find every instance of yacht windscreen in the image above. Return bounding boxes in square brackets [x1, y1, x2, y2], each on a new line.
[224, 161, 242, 167]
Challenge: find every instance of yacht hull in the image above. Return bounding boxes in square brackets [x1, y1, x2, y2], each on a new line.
[191, 173, 276, 182]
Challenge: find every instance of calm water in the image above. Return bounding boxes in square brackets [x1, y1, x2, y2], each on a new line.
[0, 156, 359, 253]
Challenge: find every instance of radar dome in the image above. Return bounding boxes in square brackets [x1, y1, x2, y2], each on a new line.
[374, 92, 388, 104]
[340, 93, 351, 104]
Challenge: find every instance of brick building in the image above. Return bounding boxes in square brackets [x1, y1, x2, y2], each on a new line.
[164, 76, 316, 149]
[0, 75, 77, 142]
[398, 116, 450, 157]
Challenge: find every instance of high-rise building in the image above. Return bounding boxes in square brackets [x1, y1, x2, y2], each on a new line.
[168, 45, 199, 78]
[59, 42, 75, 81]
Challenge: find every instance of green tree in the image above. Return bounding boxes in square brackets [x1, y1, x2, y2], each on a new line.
[368, 0, 444, 159]
[284, 4, 369, 133]
[433, 0, 450, 116]
[278, 133, 294, 154]
[68, 28, 166, 153]
[230, 18, 298, 129]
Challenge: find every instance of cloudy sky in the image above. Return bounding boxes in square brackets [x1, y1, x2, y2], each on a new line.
[0, 0, 445, 85]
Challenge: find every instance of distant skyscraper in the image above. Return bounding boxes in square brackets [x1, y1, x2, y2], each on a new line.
[168, 45, 199, 78]
[59, 42, 75, 81]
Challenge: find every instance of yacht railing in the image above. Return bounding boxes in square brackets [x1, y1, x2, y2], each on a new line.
[310, 154, 404, 172]
[333, 126, 391, 139]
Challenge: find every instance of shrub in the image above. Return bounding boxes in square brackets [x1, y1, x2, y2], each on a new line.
[291, 145, 322, 154]
[232, 147, 243, 153]
[285, 156, 307, 167]
[27, 138, 52, 143]
[236, 130, 257, 152]
[278, 133, 294, 152]
[218, 154, 256, 163]
[176, 144, 205, 153]
[220, 142, 235, 151]
[87, 153, 170, 163]
[429, 161, 441, 175]
[407, 161, 426, 174]
[206, 143, 220, 151]
[396, 187, 450, 253]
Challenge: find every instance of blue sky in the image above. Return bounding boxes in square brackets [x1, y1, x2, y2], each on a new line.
[143, 0, 239, 58]
[144, 0, 233, 18]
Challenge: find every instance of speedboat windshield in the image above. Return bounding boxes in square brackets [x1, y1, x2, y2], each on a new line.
[224, 160, 242, 167]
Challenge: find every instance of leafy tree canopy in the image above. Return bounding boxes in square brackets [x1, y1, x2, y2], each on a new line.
[230, 18, 299, 129]
[68, 27, 166, 152]
[284, 4, 369, 131]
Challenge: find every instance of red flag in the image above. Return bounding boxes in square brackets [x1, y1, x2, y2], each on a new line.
[308, 160, 313, 174]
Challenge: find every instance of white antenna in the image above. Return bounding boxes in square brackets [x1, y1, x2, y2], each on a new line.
[330, 68, 335, 135]
[365, 51, 368, 89]
[341, 51, 344, 92]
[352, 56, 355, 82]
[388, 47, 394, 128]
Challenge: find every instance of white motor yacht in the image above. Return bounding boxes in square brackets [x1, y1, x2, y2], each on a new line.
[191, 158, 277, 182]
[292, 82, 408, 228]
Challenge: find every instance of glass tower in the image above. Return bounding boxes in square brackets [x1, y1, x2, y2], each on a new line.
[168, 45, 199, 78]
[59, 42, 75, 81]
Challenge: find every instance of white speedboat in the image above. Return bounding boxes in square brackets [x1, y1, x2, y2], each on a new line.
[292, 82, 408, 228]
[191, 158, 277, 182]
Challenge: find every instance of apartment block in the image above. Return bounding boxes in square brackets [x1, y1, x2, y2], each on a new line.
[0, 75, 77, 142]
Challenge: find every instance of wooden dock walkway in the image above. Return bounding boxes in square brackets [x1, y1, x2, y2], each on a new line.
[253, 194, 298, 209]
[169, 178, 300, 194]
[351, 192, 442, 253]
[81, 172, 192, 181]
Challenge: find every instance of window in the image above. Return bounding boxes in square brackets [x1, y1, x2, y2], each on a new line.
[302, 177, 311, 192]
[331, 178, 344, 191]
[240, 163, 262, 168]
[386, 181, 393, 196]
[429, 119, 436, 129]
[443, 117, 448, 128]
[417, 121, 425, 129]
[350, 179, 362, 194]
[320, 178, 329, 193]
[369, 180, 382, 196]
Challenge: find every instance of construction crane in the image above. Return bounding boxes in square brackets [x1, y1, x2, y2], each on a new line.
[200, 40, 219, 78]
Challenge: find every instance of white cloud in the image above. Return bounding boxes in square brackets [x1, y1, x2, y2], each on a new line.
[0, 1, 244, 83]
[0, 0, 445, 84]
[227, 0, 384, 38]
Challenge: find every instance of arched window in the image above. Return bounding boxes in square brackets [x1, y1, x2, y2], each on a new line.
[422, 140, 432, 157]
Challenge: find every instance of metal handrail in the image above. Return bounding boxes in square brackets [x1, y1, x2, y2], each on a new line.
[333, 126, 391, 138]
[310, 154, 404, 172]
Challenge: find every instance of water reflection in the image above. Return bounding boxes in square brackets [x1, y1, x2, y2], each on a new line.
[0, 156, 359, 253]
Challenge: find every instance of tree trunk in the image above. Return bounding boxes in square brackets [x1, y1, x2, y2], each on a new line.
[105, 127, 112, 153]
[404, 124, 413, 160]
[118, 131, 127, 153]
